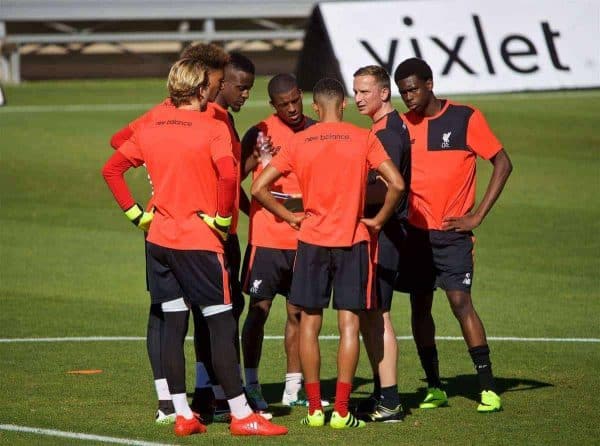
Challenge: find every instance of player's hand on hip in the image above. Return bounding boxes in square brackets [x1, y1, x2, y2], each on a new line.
[198, 212, 231, 241]
[288, 213, 306, 230]
[360, 217, 383, 234]
[442, 213, 482, 232]
[124, 203, 154, 232]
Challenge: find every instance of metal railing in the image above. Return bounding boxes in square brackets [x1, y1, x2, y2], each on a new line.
[0, 0, 354, 82]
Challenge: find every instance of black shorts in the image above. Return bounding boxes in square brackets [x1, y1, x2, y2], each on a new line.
[225, 234, 244, 311]
[289, 241, 374, 310]
[400, 225, 475, 294]
[372, 219, 408, 311]
[241, 245, 296, 300]
[145, 241, 231, 306]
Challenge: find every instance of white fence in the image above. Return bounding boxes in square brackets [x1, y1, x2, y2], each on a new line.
[0, 0, 354, 82]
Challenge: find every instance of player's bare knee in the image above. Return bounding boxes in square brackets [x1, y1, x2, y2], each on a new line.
[286, 302, 302, 322]
[338, 310, 360, 336]
[244, 299, 269, 325]
[449, 295, 474, 321]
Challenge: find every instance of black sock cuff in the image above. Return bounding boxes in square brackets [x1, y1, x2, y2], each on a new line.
[468, 345, 490, 356]
[380, 385, 400, 408]
[469, 345, 493, 369]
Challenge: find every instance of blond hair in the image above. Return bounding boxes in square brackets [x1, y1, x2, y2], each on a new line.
[353, 65, 391, 91]
[167, 58, 209, 107]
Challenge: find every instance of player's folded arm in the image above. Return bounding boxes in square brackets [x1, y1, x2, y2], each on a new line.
[250, 164, 296, 224]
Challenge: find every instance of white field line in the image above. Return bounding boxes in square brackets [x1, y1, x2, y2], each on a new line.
[1, 90, 599, 113]
[1, 335, 598, 343]
[0, 424, 176, 446]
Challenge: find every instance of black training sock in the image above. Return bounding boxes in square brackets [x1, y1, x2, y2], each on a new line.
[380, 385, 400, 409]
[146, 303, 165, 380]
[161, 310, 190, 395]
[191, 387, 215, 414]
[205, 310, 244, 399]
[158, 399, 174, 412]
[192, 306, 217, 383]
[373, 374, 382, 399]
[469, 345, 496, 392]
[417, 345, 442, 388]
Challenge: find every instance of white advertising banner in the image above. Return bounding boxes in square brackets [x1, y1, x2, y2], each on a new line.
[318, 0, 600, 94]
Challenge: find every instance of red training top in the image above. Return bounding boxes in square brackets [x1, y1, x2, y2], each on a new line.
[402, 100, 502, 230]
[245, 114, 314, 250]
[270, 121, 390, 247]
[117, 105, 234, 252]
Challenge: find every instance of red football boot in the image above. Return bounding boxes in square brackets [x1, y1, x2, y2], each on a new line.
[229, 412, 288, 436]
[174, 415, 207, 436]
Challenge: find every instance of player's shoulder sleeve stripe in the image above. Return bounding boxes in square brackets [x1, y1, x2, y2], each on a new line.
[374, 127, 397, 146]
[446, 103, 476, 121]
[386, 110, 409, 135]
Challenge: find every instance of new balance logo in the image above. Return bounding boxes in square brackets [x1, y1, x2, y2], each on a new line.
[250, 279, 263, 293]
[442, 131, 452, 148]
[462, 273, 472, 285]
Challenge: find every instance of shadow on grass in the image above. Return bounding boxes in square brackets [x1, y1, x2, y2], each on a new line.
[349, 374, 552, 412]
[188, 374, 551, 418]
[404, 375, 553, 408]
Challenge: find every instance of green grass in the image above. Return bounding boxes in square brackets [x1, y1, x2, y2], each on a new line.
[0, 79, 599, 445]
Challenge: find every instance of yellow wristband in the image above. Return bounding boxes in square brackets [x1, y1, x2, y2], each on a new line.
[124, 204, 143, 222]
[215, 214, 232, 227]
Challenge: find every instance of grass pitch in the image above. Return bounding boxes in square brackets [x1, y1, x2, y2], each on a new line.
[0, 79, 599, 445]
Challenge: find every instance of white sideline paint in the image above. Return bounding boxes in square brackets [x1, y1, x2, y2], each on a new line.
[0, 424, 176, 446]
[0, 335, 598, 343]
[0, 91, 599, 113]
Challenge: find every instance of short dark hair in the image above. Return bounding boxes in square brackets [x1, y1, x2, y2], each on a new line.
[313, 77, 344, 102]
[353, 65, 391, 90]
[268, 73, 298, 99]
[179, 43, 230, 70]
[228, 52, 255, 75]
[394, 58, 433, 84]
